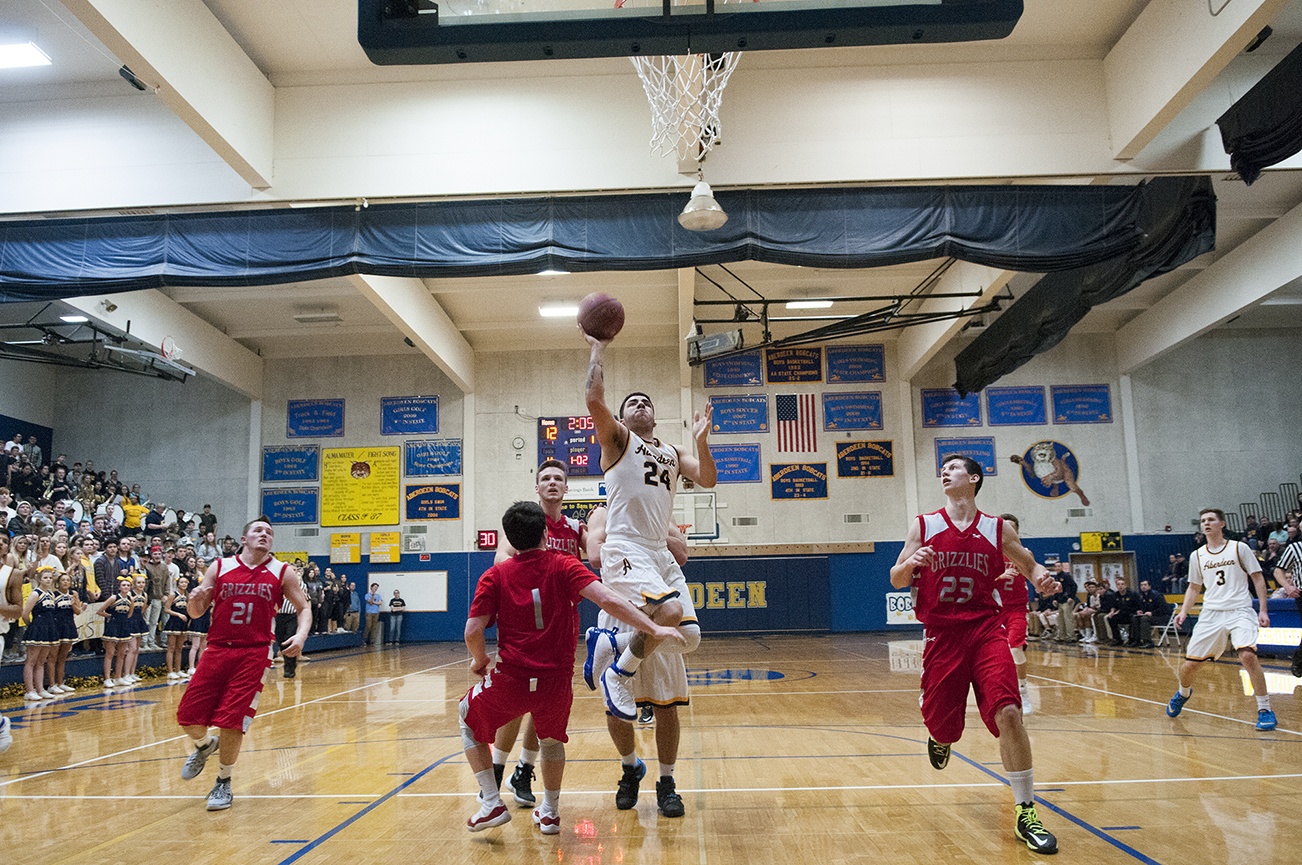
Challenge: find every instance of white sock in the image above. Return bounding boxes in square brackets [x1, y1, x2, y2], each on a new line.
[1256, 695, 1271, 710]
[1008, 768, 1034, 805]
[217, 762, 234, 781]
[621, 752, 638, 767]
[615, 631, 634, 652]
[615, 647, 642, 675]
[475, 768, 502, 805]
[1179, 685, 1192, 698]
[192, 733, 215, 750]
[543, 789, 560, 813]
[658, 761, 675, 779]
[519, 748, 538, 768]
[491, 746, 509, 766]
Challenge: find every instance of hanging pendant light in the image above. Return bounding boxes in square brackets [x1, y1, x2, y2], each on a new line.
[677, 174, 728, 231]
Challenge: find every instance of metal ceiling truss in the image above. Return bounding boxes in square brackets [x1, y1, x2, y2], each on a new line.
[0, 305, 194, 383]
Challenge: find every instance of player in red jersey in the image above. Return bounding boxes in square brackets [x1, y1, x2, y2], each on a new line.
[890, 455, 1060, 854]
[461, 501, 683, 834]
[175, 516, 310, 811]
[995, 513, 1035, 714]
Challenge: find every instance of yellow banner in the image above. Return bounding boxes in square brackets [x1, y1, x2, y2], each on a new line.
[330, 532, 361, 564]
[370, 531, 401, 563]
[321, 446, 401, 527]
[277, 550, 310, 569]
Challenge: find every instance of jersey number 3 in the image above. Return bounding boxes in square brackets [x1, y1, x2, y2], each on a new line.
[938, 576, 975, 604]
[643, 461, 672, 490]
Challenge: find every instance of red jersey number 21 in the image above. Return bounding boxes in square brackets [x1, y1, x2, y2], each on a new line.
[230, 601, 253, 625]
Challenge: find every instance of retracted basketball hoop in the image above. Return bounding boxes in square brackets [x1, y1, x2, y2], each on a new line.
[160, 335, 182, 360]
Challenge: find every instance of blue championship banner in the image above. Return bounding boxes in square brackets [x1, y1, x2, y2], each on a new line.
[405, 483, 461, 520]
[934, 436, 998, 476]
[381, 395, 439, 435]
[711, 394, 769, 434]
[985, 386, 1047, 426]
[770, 463, 829, 499]
[711, 443, 762, 484]
[262, 445, 320, 482]
[260, 487, 319, 525]
[822, 391, 883, 430]
[287, 398, 344, 438]
[1051, 384, 1113, 424]
[920, 388, 981, 427]
[765, 347, 823, 383]
[704, 351, 763, 388]
[825, 344, 886, 383]
[404, 439, 462, 476]
[836, 440, 894, 478]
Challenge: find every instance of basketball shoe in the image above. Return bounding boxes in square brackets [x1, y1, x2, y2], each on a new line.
[510, 763, 537, 806]
[467, 801, 511, 832]
[1256, 709, 1277, 731]
[206, 777, 233, 811]
[181, 735, 219, 780]
[927, 737, 950, 770]
[616, 758, 645, 810]
[601, 665, 637, 720]
[637, 705, 654, 725]
[0, 716, 11, 754]
[1013, 803, 1057, 853]
[1019, 681, 1034, 716]
[1166, 689, 1190, 718]
[532, 807, 561, 835]
[656, 777, 684, 818]
[584, 627, 617, 690]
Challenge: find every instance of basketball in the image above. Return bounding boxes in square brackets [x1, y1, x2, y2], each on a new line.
[577, 292, 625, 341]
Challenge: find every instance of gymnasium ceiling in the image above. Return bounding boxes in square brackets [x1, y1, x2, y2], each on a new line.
[2, 0, 1302, 398]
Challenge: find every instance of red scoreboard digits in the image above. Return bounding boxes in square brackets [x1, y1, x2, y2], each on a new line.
[537, 416, 602, 477]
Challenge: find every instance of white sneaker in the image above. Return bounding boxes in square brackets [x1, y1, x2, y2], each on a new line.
[1020, 683, 1034, 716]
[168, 672, 180, 680]
[187, 667, 196, 677]
[0, 716, 11, 754]
[600, 665, 637, 721]
[62, 683, 76, 692]
[23, 691, 41, 701]
[50, 684, 68, 694]
[532, 807, 561, 835]
[38, 690, 55, 699]
[103, 678, 115, 689]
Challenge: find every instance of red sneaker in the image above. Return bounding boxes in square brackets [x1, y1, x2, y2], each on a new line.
[533, 808, 560, 835]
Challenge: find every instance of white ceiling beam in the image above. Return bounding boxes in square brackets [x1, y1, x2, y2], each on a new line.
[894, 262, 1014, 382]
[63, 289, 264, 399]
[1104, 0, 1289, 160]
[348, 274, 475, 393]
[1116, 198, 1302, 373]
[223, 324, 396, 341]
[61, 0, 275, 189]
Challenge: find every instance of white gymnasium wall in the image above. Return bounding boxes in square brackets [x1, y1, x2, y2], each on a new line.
[50, 368, 252, 533]
[1129, 328, 1302, 530]
[0, 358, 62, 430]
[260, 353, 466, 556]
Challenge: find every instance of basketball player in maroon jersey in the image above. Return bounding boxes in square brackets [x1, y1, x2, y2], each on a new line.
[890, 456, 1060, 854]
[175, 516, 310, 810]
[489, 458, 589, 808]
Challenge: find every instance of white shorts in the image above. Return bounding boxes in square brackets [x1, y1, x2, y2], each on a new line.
[597, 553, 695, 707]
[600, 537, 685, 606]
[1185, 607, 1260, 661]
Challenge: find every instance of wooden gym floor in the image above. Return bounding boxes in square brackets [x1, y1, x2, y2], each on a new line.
[1, 634, 1298, 864]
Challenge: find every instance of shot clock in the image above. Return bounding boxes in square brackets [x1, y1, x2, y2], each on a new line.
[537, 416, 602, 476]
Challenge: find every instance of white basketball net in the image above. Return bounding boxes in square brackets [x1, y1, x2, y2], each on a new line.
[631, 52, 740, 163]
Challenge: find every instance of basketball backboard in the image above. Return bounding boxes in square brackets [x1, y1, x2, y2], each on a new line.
[359, 0, 1024, 65]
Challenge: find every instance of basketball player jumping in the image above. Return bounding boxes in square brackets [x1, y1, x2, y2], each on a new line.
[1165, 507, 1276, 731]
[581, 333, 715, 816]
[890, 455, 1060, 854]
[175, 516, 310, 810]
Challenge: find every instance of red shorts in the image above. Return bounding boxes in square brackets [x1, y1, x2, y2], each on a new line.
[461, 668, 574, 745]
[1000, 607, 1028, 649]
[920, 618, 1020, 745]
[176, 643, 273, 733]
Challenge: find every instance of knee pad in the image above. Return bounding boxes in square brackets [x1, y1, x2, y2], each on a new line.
[659, 622, 701, 655]
[1010, 646, 1026, 666]
[458, 695, 480, 751]
[539, 738, 565, 764]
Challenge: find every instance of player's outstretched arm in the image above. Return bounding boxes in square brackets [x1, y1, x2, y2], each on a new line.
[1250, 567, 1271, 628]
[586, 505, 608, 570]
[677, 403, 717, 488]
[281, 568, 313, 657]
[890, 518, 932, 589]
[1001, 523, 1058, 595]
[188, 560, 218, 618]
[1174, 561, 1201, 627]
[584, 334, 628, 470]
[464, 615, 491, 677]
[581, 581, 686, 647]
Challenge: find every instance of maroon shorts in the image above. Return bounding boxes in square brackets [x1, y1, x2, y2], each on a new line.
[1000, 607, 1028, 649]
[921, 618, 1020, 745]
[461, 668, 574, 745]
[176, 643, 273, 733]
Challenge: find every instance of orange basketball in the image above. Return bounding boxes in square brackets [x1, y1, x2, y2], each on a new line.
[577, 292, 625, 341]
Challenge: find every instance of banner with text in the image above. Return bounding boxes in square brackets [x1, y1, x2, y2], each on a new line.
[321, 447, 400, 527]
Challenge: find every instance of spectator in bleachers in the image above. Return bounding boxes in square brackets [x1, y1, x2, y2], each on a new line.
[7, 500, 35, 537]
[221, 535, 238, 557]
[1267, 522, 1288, 545]
[1052, 563, 1078, 642]
[120, 493, 149, 534]
[198, 504, 217, 537]
[1163, 553, 1188, 593]
[1260, 538, 1284, 590]
[346, 581, 360, 632]
[1102, 577, 1140, 646]
[24, 436, 42, 469]
[1073, 580, 1104, 643]
[143, 502, 167, 540]
[0, 487, 14, 525]
[196, 531, 220, 561]
[1132, 579, 1170, 648]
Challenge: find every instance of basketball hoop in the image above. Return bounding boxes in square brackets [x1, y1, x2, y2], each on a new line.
[677, 523, 692, 536]
[631, 51, 740, 164]
[160, 335, 181, 360]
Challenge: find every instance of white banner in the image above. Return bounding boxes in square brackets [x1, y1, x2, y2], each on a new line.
[885, 590, 919, 625]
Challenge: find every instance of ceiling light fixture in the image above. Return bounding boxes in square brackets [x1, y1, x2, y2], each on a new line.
[538, 268, 569, 276]
[59, 314, 90, 323]
[785, 300, 834, 310]
[292, 307, 343, 324]
[0, 41, 51, 69]
[677, 172, 728, 232]
[538, 304, 579, 318]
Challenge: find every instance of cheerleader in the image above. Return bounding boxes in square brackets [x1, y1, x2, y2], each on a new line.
[21, 566, 61, 700]
[186, 559, 210, 677]
[48, 571, 83, 694]
[123, 573, 148, 684]
[163, 576, 190, 680]
[99, 578, 134, 687]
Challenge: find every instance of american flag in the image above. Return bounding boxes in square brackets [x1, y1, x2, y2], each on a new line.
[776, 393, 817, 453]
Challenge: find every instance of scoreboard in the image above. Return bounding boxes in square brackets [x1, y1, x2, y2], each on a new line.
[538, 416, 602, 476]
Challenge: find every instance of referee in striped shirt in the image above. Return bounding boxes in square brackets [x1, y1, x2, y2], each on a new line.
[276, 565, 305, 678]
[1275, 541, 1302, 677]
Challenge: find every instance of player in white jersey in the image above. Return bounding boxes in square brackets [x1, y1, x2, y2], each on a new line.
[1166, 508, 1276, 730]
[581, 332, 715, 815]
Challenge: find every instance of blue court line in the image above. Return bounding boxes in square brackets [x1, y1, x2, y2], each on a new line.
[953, 752, 1163, 865]
[276, 751, 461, 865]
[1102, 826, 1142, 831]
